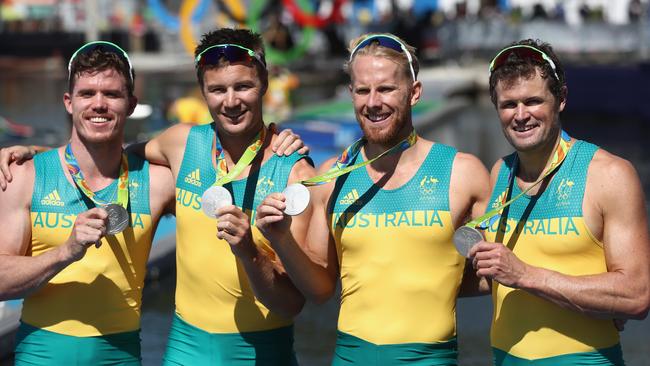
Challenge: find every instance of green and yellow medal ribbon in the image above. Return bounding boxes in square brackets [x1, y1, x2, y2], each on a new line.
[466, 130, 572, 231]
[64, 144, 129, 209]
[210, 125, 267, 187]
[300, 129, 418, 186]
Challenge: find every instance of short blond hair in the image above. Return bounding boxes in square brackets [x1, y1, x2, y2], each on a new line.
[345, 33, 419, 81]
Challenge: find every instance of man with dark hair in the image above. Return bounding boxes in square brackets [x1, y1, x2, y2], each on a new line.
[469, 39, 650, 365]
[256, 33, 490, 365]
[0, 30, 310, 365]
[138, 28, 313, 365]
[0, 41, 175, 365]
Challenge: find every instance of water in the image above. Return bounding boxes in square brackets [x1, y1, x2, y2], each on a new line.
[2, 71, 650, 365]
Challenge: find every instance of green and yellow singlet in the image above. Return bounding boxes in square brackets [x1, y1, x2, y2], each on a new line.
[171, 123, 306, 363]
[26, 149, 153, 336]
[485, 140, 624, 365]
[329, 143, 462, 365]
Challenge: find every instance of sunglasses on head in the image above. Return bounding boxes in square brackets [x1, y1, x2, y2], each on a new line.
[195, 44, 266, 68]
[489, 45, 559, 80]
[350, 34, 416, 81]
[68, 41, 134, 83]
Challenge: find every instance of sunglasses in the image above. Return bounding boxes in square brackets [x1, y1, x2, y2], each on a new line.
[68, 41, 134, 83]
[349, 34, 416, 81]
[489, 45, 559, 80]
[195, 44, 266, 68]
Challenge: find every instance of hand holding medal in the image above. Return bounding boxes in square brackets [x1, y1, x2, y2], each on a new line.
[64, 145, 130, 235]
[278, 129, 419, 216]
[453, 131, 573, 257]
[201, 126, 266, 218]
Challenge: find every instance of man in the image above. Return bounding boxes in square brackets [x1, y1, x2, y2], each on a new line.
[0, 30, 310, 365]
[135, 28, 313, 365]
[469, 39, 650, 365]
[256, 33, 490, 365]
[0, 41, 175, 364]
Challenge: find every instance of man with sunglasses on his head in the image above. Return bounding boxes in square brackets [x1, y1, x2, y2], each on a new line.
[256, 33, 490, 365]
[466, 39, 650, 365]
[0, 41, 176, 364]
[134, 28, 313, 365]
[0, 31, 309, 365]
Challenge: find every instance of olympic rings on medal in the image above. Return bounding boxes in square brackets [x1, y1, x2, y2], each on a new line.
[282, 0, 346, 29]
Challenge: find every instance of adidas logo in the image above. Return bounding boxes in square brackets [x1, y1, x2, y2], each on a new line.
[184, 168, 202, 187]
[339, 189, 362, 205]
[40, 189, 65, 206]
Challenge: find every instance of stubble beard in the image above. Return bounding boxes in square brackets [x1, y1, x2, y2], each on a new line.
[361, 114, 409, 147]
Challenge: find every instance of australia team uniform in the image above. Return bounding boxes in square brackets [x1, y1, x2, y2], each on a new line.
[165, 123, 308, 365]
[16, 150, 153, 365]
[329, 143, 463, 365]
[485, 140, 624, 365]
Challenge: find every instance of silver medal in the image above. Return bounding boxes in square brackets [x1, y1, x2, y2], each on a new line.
[453, 226, 484, 258]
[201, 186, 233, 218]
[282, 183, 310, 216]
[105, 203, 129, 235]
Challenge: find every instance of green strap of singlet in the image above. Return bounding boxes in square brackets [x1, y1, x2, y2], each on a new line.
[300, 129, 418, 186]
[64, 144, 129, 209]
[210, 125, 267, 187]
[468, 130, 572, 230]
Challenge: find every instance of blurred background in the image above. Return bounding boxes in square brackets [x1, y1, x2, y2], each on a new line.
[1, 0, 649, 365]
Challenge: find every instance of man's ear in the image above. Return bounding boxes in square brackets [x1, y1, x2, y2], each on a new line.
[558, 86, 567, 112]
[410, 80, 422, 106]
[127, 95, 139, 117]
[63, 92, 73, 115]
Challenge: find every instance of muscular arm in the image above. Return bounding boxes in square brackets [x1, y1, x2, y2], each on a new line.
[0, 162, 84, 300]
[256, 157, 339, 304]
[126, 123, 192, 178]
[450, 153, 492, 297]
[520, 153, 650, 319]
[473, 152, 650, 319]
[148, 163, 176, 220]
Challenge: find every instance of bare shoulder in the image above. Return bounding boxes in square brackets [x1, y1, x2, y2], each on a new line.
[147, 123, 196, 171]
[150, 123, 194, 153]
[160, 122, 194, 139]
[306, 156, 339, 206]
[317, 156, 339, 174]
[453, 152, 487, 172]
[587, 149, 642, 198]
[585, 148, 646, 229]
[451, 152, 490, 190]
[288, 157, 317, 183]
[489, 159, 505, 186]
[489, 159, 505, 177]
[0, 159, 34, 208]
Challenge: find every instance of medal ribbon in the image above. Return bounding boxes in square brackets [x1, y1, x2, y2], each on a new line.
[64, 144, 129, 209]
[211, 125, 267, 186]
[466, 130, 572, 231]
[300, 129, 418, 186]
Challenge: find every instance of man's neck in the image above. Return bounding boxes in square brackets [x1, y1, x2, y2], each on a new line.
[67, 137, 123, 181]
[516, 132, 562, 182]
[363, 130, 417, 173]
[218, 123, 266, 164]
